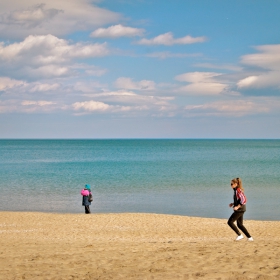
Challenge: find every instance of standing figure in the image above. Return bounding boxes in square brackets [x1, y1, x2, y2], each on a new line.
[227, 178, 253, 241]
[81, 184, 92, 214]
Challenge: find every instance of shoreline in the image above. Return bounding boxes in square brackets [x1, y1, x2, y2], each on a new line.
[1, 210, 279, 222]
[1, 212, 280, 279]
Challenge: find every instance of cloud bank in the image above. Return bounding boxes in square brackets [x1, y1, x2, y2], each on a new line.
[0, 0, 120, 39]
[238, 44, 280, 90]
[175, 72, 228, 96]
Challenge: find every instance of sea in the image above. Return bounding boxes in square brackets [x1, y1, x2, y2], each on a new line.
[0, 139, 279, 220]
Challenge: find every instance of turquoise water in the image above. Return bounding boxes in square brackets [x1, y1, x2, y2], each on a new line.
[0, 139, 279, 220]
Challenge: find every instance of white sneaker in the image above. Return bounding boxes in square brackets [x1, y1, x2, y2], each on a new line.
[248, 237, 254, 241]
[235, 234, 244, 241]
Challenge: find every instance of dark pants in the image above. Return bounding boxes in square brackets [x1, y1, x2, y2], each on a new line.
[227, 211, 251, 238]
[85, 205, 91, 214]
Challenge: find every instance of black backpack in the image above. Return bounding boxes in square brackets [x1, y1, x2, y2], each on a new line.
[88, 193, 93, 202]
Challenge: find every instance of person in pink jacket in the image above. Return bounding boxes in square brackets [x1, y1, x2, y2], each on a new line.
[81, 184, 92, 214]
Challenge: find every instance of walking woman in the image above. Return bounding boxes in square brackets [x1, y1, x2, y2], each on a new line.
[228, 178, 253, 241]
[81, 184, 92, 214]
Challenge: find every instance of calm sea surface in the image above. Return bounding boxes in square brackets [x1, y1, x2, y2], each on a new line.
[0, 139, 279, 220]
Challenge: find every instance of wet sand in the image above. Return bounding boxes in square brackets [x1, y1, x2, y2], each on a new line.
[0, 212, 279, 279]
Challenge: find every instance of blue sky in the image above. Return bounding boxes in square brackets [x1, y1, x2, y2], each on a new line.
[0, 0, 280, 138]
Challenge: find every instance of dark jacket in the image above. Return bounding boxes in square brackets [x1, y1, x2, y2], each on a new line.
[81, 189, 92, 206]
[82, 195, 91, 206]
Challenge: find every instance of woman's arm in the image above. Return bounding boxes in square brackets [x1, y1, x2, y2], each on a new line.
[233, 205, 241, 211]
[236, 188, 247, 205]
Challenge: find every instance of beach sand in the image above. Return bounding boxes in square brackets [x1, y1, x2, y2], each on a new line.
[0, 212, 279, 280]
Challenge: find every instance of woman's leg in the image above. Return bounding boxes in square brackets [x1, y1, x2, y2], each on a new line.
[85, 205, 91, 214]
[236, 214, 251, 238]
[227, 212, 243, 236]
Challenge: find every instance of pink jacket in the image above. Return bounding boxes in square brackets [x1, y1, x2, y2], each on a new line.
[81, 189, 90, 196]
[236, 188, 247, 205]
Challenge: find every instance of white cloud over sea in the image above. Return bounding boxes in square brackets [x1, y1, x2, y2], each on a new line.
[0, 34, 109, 79]
[0, 1, 280, 138]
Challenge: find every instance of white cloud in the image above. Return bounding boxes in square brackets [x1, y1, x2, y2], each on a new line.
[0, 34, 109, 79]
[2, 4, 62, 28]
[179, 83, 227, 96]
[0, 0, 120, 39]
[26, 65, 70, 78]
[0, 77, 25, 91]
[90, 24, 144, 38]
[72, 100, 110, 112]
[71, 98, 176, 116]
[175, 72, 228, 96]
[72, 100, 134, 114]
[0, 80, 64, 96]
[29, 83, 60, 92]
[237, 72, 280, 89]
[114, 77, 156, 91]
[241, 45, 280, 70]
[22, 100, 56, 106]
[137, 32, 206, 46]
[71, 89, 176, 116]
[0, 34, 109, 61]
[237, 76, 258, 88]
[84, 90, 174, 105]
[176, 72, 222, 83]
[0, 99, 57, 113]
[90, 90, 137, 98]
[238, 44, 280, 89]
[185, 99, 270, 117]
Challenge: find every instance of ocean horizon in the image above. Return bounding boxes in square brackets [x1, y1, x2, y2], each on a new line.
[0, 139, 279, 220]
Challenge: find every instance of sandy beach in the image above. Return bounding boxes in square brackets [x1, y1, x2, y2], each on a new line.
[0, 212, 279, 280]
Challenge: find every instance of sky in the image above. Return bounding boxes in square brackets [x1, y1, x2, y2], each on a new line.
[0, 0, 280, 139]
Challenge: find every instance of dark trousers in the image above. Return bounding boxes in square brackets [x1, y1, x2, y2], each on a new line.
[85, 205, 91, 214]
[228, 211, 251, 238]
